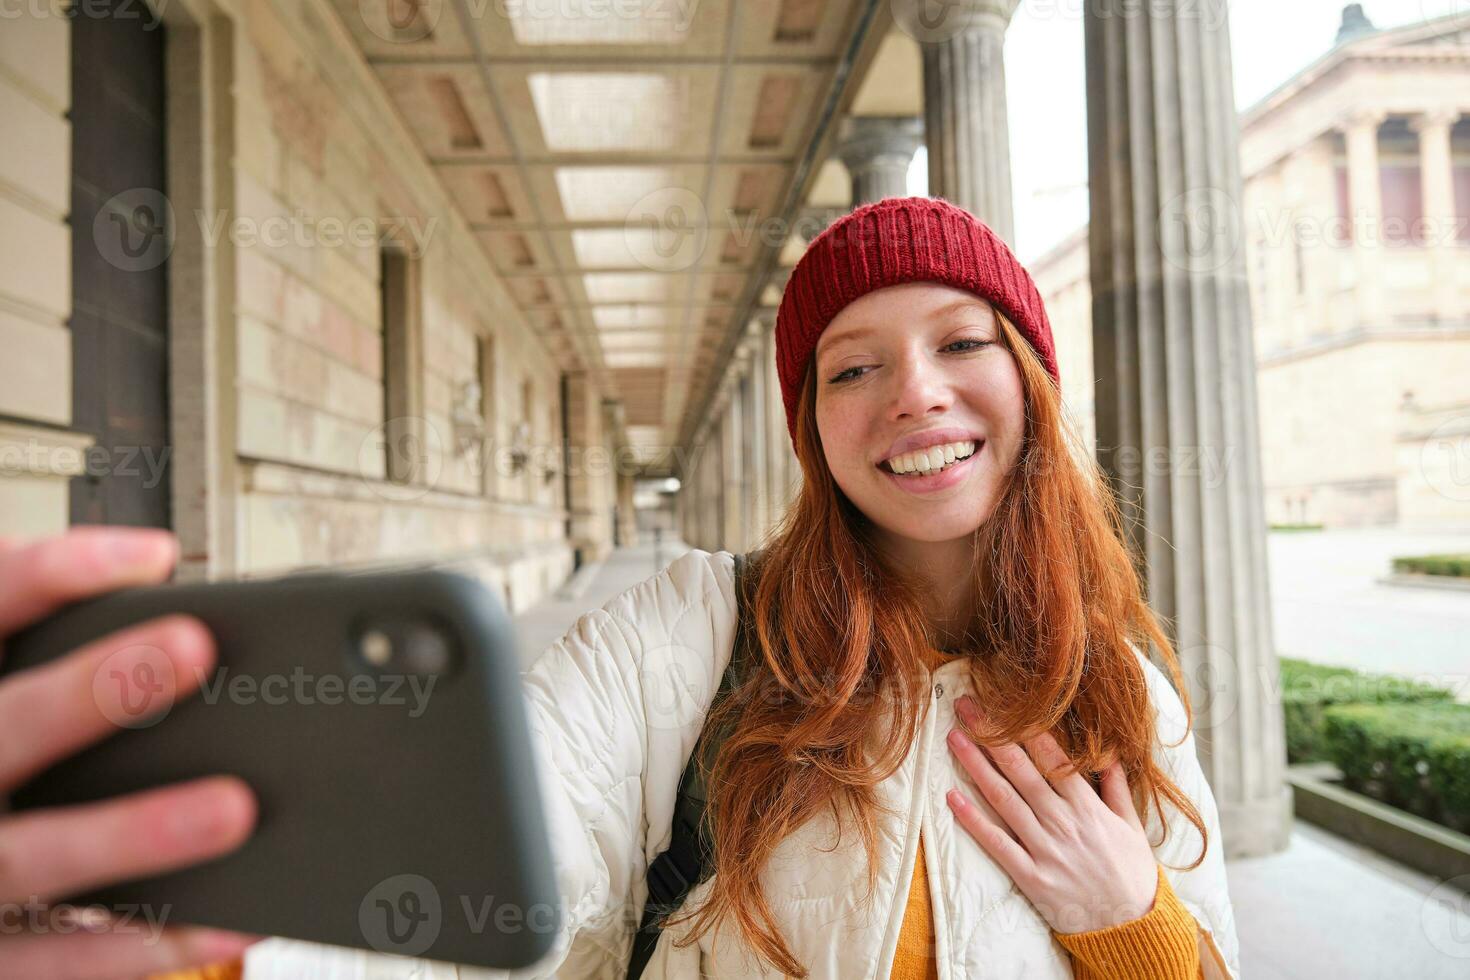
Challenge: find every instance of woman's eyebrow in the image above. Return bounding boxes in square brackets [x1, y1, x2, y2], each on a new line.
[816, 325, 876, 358]
[934, 299, 994, 321]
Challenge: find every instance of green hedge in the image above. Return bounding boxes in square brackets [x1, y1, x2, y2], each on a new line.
[1391, 554, 1470, 578]
[1279, 657, 1453, 763]
[1323, 702, 1470, 834]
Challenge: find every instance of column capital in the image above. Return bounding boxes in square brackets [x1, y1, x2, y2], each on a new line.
[835, 116, 924, 172]
[1408, 108, 1462, 133]
[894, 0, 1020, 42]
[1338, 107, 1389, 133]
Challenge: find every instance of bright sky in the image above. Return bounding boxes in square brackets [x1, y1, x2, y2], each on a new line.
[906, 0, 1469, 262]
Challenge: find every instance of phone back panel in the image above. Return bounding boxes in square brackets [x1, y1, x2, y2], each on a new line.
[1, 569, 559, 969]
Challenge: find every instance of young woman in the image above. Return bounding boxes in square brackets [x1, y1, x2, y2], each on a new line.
[0, 196, 1238, 979]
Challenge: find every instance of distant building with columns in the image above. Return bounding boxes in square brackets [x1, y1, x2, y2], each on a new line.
[1032, 7, 1470, 529]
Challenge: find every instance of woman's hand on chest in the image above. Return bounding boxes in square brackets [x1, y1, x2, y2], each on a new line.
[942, 695, 1160, 935]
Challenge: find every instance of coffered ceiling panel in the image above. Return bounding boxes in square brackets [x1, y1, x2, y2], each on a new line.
[327, 0, 886, 475]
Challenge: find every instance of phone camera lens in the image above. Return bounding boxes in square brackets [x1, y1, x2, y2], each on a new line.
[402, 626, 451, 675]
[360, 629, 393, 667]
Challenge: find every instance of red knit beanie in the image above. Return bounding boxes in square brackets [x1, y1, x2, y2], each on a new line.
[774, 196, 1059, 445]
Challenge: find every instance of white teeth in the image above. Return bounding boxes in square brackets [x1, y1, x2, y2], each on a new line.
[885, 440, 977, 475]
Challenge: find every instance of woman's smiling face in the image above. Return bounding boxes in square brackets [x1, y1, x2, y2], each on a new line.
[813, 282, 1026, 547]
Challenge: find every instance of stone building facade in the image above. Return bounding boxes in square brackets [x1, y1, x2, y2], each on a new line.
[1030, 9, 1470, 529]
[0, 1, 650, 608]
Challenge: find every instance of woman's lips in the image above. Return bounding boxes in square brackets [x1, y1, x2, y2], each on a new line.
[878, 441, 984, 495]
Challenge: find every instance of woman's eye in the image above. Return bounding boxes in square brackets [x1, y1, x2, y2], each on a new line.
[827, 340, 990, 384]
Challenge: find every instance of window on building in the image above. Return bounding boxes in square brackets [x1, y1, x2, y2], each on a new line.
[380, 245, 424, 484]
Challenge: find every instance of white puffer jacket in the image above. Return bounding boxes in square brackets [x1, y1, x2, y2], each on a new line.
[464, 548, 1241, 980]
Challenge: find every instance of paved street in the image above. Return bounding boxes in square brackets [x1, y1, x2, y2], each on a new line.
[1267, 527, 1470, 699]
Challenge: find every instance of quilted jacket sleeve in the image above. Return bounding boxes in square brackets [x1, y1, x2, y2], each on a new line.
[458, 548, 739, 979]
[1131, 646, 1244, 980]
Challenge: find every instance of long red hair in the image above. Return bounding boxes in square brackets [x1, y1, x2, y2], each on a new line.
[663, 310, 1204, 976]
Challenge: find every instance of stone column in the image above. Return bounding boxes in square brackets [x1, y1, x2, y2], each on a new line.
[743, 318, 771, 537]
[1084, 0, 1291, 858]
[721, 386, 743, 552]
[737, 359, 760, 553]
[758, 310, 793, 517]
[1411, 109, 1462, 322]
[903, 0, 1021, 242]
[836, 116, 924, 205]
[1343, 109, 1388, 327]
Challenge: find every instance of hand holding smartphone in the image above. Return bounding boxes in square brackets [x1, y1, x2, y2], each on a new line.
[0, 528, 261, 979]
[0, 526, 559, 977]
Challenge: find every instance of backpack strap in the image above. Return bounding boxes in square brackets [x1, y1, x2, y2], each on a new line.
[625, 550, 758, 979]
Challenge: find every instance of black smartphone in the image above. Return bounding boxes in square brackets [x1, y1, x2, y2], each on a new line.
[0, 568, 559, 970]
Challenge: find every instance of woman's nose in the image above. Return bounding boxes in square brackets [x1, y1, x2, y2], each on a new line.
[888, 354, 951, 420]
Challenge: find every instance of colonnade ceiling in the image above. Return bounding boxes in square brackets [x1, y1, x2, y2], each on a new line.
[331, 0, 898, 475]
